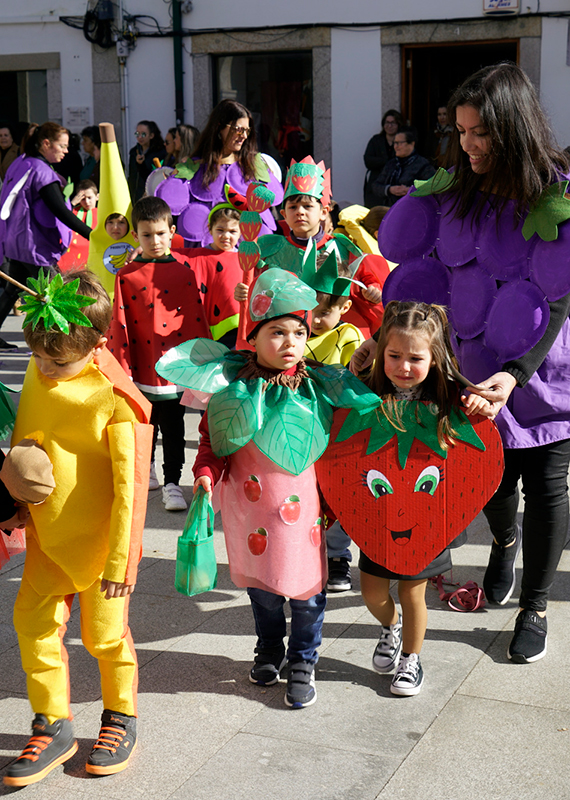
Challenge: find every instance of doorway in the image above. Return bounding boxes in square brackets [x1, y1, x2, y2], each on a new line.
[402, 40, 519, 160]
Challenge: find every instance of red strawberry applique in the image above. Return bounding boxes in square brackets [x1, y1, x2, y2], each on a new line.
[292, 174, 317, 193]
[251, 291, 273, 317]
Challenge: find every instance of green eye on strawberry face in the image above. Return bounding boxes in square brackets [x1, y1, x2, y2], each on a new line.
[413, 465, 441, 496]
[366, 470, 393, 498]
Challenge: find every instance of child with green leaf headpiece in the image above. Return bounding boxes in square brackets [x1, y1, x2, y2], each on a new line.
[156, 267, 380, 710]
[5, 268, 154, 787]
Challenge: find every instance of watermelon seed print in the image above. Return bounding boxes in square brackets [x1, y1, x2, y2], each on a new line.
[279, 495, 301, 525]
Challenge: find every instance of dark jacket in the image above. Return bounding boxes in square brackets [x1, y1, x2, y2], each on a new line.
[372, 152, 436, 207]
[363, 132, 394, 208]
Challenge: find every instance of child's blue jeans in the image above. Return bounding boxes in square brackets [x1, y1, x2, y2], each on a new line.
[247, 587, 326, 664]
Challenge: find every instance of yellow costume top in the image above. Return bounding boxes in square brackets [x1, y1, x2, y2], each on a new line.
[305, 323, 364, 367]
[12, 348, 153, 595]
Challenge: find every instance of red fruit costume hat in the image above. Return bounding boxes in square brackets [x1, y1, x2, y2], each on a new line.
[283, 156, 332, 207]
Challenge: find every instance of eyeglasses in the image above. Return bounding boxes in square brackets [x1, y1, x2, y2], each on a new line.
[225, 124, 250, 136]
[384, 120, 398, 126]
[393, 139, 409, 146]
[134, 131, 148, 138]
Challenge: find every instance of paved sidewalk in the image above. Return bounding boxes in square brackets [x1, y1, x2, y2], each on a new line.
[1, 313, 569, 799]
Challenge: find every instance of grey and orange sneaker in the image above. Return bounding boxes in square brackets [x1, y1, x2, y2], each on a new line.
[85, 709, 137, 775]
[3, 714, 77, 787]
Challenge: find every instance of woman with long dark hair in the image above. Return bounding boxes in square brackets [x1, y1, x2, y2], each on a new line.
[354, 63, 570, 664]
[0, 122, 93, 348]
[153, 100, 282, 247]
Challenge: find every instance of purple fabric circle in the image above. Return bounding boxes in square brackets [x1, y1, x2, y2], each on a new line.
[189, 164, 227, 203]
[477, 209, 532, 280]
[378, 194, 438, 262]
[176, 203, 210, 241]
[260, 207, 277, 232]
[449, 262, 496, 339]
[382, 257, 451, 307]
[265, 168, 284, 206]
[436, 194, 477, 267]
[485, 280, 549, 361]
[458, 338, 501, 385]
[226, 162, 249, 195]
[156, 177, 189, 215]
[530, 218, 570, 301]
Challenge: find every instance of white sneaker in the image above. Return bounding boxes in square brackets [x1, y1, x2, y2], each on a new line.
[390, 653, 424, 696]
[149, 462, 160, 491]
[372, 616, 402, 673]
[162, 483, 187, 512]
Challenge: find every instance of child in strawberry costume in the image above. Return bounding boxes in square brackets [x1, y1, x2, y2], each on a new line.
[156, 268, 378, 708]
[317, 302, 503, 696]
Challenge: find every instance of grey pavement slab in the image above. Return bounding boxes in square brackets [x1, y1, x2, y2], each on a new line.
[1, 311, 570, 799]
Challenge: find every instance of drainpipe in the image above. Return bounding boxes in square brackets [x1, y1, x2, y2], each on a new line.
[173, 0, 184, 124]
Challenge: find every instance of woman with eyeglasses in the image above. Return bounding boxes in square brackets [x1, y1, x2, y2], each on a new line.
[154, 100, 282, 247]
[363, 109, 404, 208]
[128, 120, 166, 203]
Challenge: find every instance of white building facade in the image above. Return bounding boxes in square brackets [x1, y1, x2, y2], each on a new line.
[1, 0, 569, 204]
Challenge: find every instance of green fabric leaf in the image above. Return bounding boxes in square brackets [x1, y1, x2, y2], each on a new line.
[254, 153, 270, 183]
[410, 168, 458, 197]
[0, 381, 17, 442]
[254, 383, 329, 474]
[208, 379, 263, 456]
[155, 339, 245, 392]
[258, 235, 289, 259]
[522, 181, 570, 242]
[173, 161, 201, 181]
[20, 269, 96, 333]
[335, 401, 484, 468]
[307, 364, 381, 412]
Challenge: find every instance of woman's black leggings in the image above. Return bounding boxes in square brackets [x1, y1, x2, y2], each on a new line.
[483, 438, 570, 612]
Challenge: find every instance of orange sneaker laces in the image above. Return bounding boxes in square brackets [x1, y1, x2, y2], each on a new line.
[17, 735, 53, 762]
[92, 725, 126, 753]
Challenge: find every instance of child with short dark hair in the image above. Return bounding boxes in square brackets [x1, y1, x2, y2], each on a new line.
[108, 196, 210, 510]
[71, 178, 98, 214]
[4, 269, 153, 787]
[105, 212, 130, 241]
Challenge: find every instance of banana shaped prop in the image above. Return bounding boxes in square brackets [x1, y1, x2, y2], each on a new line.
[87, 122, 137, 299]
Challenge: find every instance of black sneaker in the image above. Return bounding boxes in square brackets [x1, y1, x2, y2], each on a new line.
[284, 661, 317, 708]
[326, 557, 352, 592]
[249, 647, 287, 686]
[0, 336, 17, 351]
[85, 709, 137, 775]
[3, 715, 77, 787]
[390, 653, 424, 696]
[507, 609, 548, 664]
[372, 616, 403, 673]
[483, 524, 521, 605]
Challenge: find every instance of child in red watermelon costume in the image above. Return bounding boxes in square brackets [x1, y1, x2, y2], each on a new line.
[234, 157, 389, 338]
[316, 302, 503, 696]
[108, 196, 210, 512]
[175, 201, 244, 349]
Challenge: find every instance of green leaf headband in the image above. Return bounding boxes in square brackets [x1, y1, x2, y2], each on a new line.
[0, 268, 98, 335]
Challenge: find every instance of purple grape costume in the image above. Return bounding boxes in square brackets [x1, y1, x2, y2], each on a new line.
[149, 154, 284, 247]
[378, 167, 570, 625]
[379, 169, 570, 450]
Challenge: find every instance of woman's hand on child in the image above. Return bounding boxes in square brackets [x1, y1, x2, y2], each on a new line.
[463, 372, 518, 420]
[194, 476, 212, 495]
[125, 245, 143, 265]
[234, 283, 249, 302]
[349, 337, 375, 375]
[361, 284, 383, 304]
[100, 578, 135, 600]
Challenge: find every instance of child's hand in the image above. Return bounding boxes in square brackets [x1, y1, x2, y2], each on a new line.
[461, 391, 495, 419]
[0, 504, 30, 531]
[100, 579, 135, 600]
[349, 337, 375, 375]
[194, 476, 212, 495]
[361, 284, 383, 304]
[234, 283, 249, 302]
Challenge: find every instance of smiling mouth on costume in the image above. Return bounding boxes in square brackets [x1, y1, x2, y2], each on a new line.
[390, 528, 414, 546]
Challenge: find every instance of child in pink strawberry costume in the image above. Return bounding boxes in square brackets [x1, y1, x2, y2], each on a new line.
[156, 268, 378, 708]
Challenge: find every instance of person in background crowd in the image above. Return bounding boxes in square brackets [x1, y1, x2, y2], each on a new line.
[128, 120, 166, 203]
[363, 109, 404, 208]
[372, 126, 436, 207]
[79, 125, 101, 187]
[0, 124, 19, 181]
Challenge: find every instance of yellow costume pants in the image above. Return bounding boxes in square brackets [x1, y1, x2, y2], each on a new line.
[14, 572, 138, 722]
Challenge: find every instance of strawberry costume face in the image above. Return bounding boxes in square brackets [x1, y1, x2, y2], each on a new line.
[316, 402, 503, 574]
